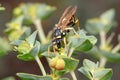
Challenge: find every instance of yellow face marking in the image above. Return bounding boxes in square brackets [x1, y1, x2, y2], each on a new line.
[56, 36, 61, 38]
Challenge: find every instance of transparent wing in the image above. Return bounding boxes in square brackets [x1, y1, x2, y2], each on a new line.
[61, 6, 77, 30]
[56, 6, 72, 27]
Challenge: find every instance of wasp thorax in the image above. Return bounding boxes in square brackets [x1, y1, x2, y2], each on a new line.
[53, 27, 62, 38]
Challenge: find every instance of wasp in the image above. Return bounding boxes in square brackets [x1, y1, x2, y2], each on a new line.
[49, 6, 80, 53]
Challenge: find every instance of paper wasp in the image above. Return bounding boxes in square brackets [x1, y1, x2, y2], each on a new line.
[50, 6, 80, 53]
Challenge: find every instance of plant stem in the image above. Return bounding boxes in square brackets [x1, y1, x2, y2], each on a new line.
[99, 57, 107, 67]
[70, 72, 77, 80]
[33, 19, 51, 74]
[68, 48, 75, 57]
[33, 19, 46, 43]
[35, 56, 46, 76]
[112, 44, 120, 53]
[100, 31, 106, 48]
[68, 48, 77, 80]
[99, 31, 107, 67]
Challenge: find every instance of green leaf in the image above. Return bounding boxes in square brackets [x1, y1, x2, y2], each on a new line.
[55, 70, 67, 77]
[0, 37, 11, 57]
[86, 9, 115, 34]
[100, 50, 120, 62]
[100, 9, 115, 22]
[83, 59, 99, 71]
[10, 40, 23, 46]
[13, 3, 56, 23]
[93, 68, 112, 80]
[0, 7, 5, 11]
[63, 57, 79, 72]
[86, 46, 120, 62]
[17, 73, 53, 80]
[30, 41, 40, 57]
[36, 4, 56, 19]
[17, 53, 34, 61]
[0, 4, 5, 11]
[39, 43, 50, 53]
[69, 30, 97, 52]
[17, 41, 33, 54]
[75, 40, 93, 51]
[5, 16, 24, 33]
[78, 59, 113, 80]
[16, 41, 41, 61]
[19, 27, 31, 40]
[1, 76, 15, 80]
[26, 30, 37, 45]
[58, 78, 69, 80]
[78, 67, 92, 79]
[41, 51, 56, 58]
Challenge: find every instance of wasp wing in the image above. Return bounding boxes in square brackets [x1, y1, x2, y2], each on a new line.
[61, 6, 77, 30]
[56, 6, 72, 27]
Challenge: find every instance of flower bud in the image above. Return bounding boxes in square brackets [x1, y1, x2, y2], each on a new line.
[50, 57, 58, 68]
[55, 58, 65, 70]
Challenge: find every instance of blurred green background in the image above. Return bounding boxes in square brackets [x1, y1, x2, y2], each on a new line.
[0, 0, 120, 80]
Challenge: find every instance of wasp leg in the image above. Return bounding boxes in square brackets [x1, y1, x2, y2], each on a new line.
[75, 19, 80, 30]
[53, 47, 56, 54]
[63, 37, 67, 48]
[65, 27, 80, 38]
[48, 46, 51, 56]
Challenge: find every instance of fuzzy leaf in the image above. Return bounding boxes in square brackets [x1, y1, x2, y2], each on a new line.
[86, 46, 120, 62]
[78, 59, 113, 80]
[86, 9, 115, 34]
[69, 30, 97, 52]
[26, 30, 37, 45]
[30, 41, 40, 57]
[63, 57, 79, 72]
[0, 38, 11, 57]
[17, 73, 52, 80]
[1, 76, 15, 80]
[13, 3, 56, 23]
[93, 68, 112, 80]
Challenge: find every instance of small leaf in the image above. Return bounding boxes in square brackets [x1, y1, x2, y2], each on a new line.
[86, 9, 115, 34]
[0, 4, 5, 11]
[75, 40, 93, 51]
[100, 9, 115, 22]
[2, 76, 15, 80]
[17, 53, 34, 61]
[0, 38, 11, 57]
[39, 43, 50, 53]
[13, 3, 56, 23]
[10, 40, 23, 46]
[78, 67, 92, 79]
[41, 51, 56, 58]
[17, 73, 53, 80]
[5, 16, 24, 33]
[86, 46, 120, 62]
[17, 41, 33, 54]
[78, 59, 113, 80]
[100, 50, 120, 62]
[36, 4, 56, 19]
[20, 27, 31, 40]
[30, 41, 40, 57]
[69, 30, 97, 52]
[83, 59, 99, 71]
[93, 68, 112, 80]
[63, 57, 79, 72]
[26, 30, 37, 45]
